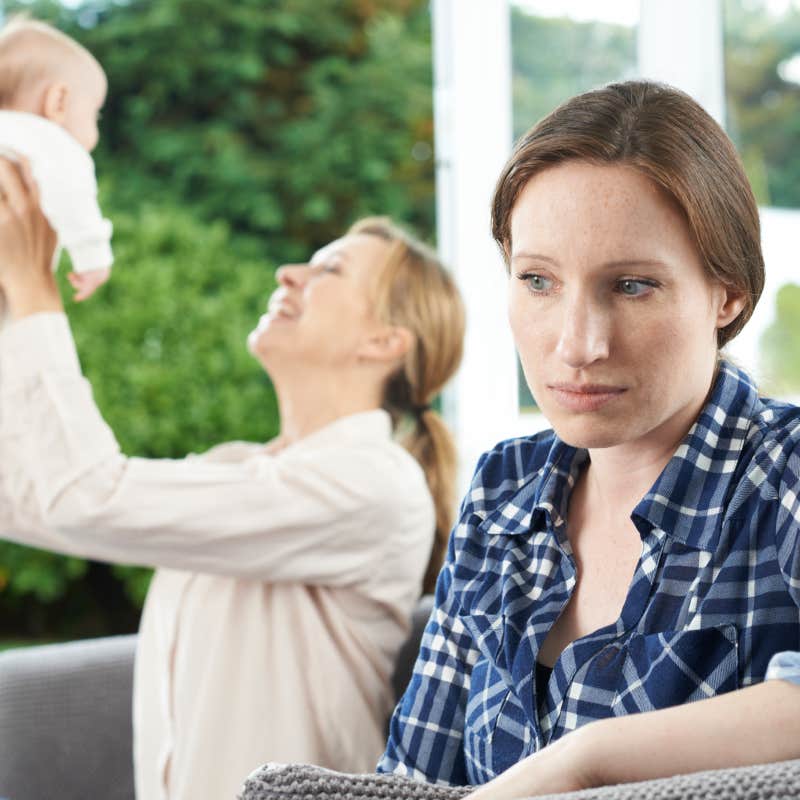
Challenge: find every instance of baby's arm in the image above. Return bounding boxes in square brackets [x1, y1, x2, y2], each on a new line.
[67, 267, 110, 301]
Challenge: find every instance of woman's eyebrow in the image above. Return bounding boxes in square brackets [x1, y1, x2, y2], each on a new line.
[510, 252, 670, 271]
[599, 258, 670, 271]
[510, 252, 558, 265]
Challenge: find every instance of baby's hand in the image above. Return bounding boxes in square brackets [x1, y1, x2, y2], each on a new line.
[68, 267, 111, 302]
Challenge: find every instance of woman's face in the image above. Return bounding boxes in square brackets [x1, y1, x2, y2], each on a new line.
[508, 161, 744, 452]
[248, 232, 390, 373]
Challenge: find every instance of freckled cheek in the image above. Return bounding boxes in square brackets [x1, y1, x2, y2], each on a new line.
[619, 312, 708, 403]
[509, 295, 559, 352]
[508, 298, 559, 395]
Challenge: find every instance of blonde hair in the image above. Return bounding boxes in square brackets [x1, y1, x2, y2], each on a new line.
[348, 217, 465, 594]
[0, 14, 97, 108]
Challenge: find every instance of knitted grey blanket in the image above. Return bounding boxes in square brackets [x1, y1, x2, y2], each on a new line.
[241, 759, 800, 800]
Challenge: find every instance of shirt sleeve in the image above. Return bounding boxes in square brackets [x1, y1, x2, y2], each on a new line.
[378, 505, 479, 784]
[775, 435, 800, 608]
[0, 313, 402, 583]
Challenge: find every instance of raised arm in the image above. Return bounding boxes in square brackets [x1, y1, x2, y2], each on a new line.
[0, 156, 62, 316]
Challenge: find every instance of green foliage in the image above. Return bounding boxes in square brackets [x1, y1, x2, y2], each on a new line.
[0, 0, 434, 636]
[761, 284, 800, 395]
[0, 545, 87, 603]
[61, 0, 433, 252]
[67, 196, 280, 459]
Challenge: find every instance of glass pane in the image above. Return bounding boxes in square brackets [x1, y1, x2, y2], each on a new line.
[725, 0, 800, 208]
[510, 0, 639, 410]
[723, 0, 800, 399]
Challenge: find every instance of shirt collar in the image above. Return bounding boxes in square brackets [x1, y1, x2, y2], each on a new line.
[479, 360, 761, 550]
[632, 360, 760, 549]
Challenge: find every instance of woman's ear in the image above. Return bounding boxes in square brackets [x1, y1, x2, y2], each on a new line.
[715, 286, 747, 331]
[41, 82, 70, 124]
[358, 325, 414, 365]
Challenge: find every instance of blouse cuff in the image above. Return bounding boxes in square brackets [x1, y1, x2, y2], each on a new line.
[765, 650, 800, 686]
[0, 312, 81, 380]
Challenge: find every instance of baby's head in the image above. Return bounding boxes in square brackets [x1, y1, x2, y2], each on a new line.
[0, 15, 106, 151]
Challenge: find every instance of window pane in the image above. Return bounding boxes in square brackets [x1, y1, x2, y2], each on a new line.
[724, 0, 800, 398]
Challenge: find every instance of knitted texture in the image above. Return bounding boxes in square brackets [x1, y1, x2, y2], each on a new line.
[241, 759, 800, 800]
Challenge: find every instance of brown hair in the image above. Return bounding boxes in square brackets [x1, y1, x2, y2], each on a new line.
[491, 80, 764, 346]
[0, 15, 97, 108]
[348, 217, 465, 594]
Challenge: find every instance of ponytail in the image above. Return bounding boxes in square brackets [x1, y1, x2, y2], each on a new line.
[349, 217, 465, 594]
[404, 409, 458, 593]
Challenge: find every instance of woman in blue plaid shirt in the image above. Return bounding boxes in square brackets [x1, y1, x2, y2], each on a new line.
[379, 81, 800, 797]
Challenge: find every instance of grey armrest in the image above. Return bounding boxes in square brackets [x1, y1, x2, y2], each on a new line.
[241, 759, 800, 800]
[0, 634, 137, 800]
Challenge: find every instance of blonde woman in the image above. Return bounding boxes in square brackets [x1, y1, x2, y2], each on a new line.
[0, 163, 465, 800]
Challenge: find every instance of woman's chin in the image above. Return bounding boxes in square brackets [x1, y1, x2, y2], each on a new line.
[548, 415, 638, 451]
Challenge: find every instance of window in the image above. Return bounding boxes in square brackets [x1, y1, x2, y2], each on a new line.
[724, 0, 800, 400]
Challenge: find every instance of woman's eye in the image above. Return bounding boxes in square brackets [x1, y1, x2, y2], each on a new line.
[521, 273, 553, 293]
[310, 263, 339, 276]
[617, 279, 655, 297]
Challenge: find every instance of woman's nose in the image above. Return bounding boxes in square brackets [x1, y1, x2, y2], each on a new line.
[555, 293, 611, 369]
[275, 264, 307, 289]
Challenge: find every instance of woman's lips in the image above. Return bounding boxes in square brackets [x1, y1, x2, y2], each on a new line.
[547, 383, 627, 412]
[264, 303, 299, 321]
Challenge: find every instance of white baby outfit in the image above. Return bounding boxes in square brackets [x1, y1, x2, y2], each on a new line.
[0, 110, 113, 279]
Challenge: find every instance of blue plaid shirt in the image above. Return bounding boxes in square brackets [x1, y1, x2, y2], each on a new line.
[378, 361, 800, 785]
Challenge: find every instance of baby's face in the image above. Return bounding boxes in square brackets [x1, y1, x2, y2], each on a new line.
[61, 59, 107, 152]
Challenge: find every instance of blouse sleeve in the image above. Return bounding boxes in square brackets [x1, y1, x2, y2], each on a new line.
[0, 313, 412, 584]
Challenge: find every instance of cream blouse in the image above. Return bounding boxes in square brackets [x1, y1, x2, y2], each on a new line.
[0, 313, 435, 800]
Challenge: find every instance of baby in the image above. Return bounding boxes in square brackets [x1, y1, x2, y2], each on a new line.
[0, 15, 112, 303]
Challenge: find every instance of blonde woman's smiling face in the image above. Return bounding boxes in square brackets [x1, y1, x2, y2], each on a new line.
[508, 161, 745, 453]
[248, 233, 389, 372]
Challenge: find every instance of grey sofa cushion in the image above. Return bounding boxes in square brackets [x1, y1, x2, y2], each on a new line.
[241, 759, 800, 800]
[0, 634, 137, 800]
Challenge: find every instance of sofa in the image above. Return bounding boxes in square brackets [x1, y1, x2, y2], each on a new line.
[0, 596, 434, 800]
[2, 593, 800, 800]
